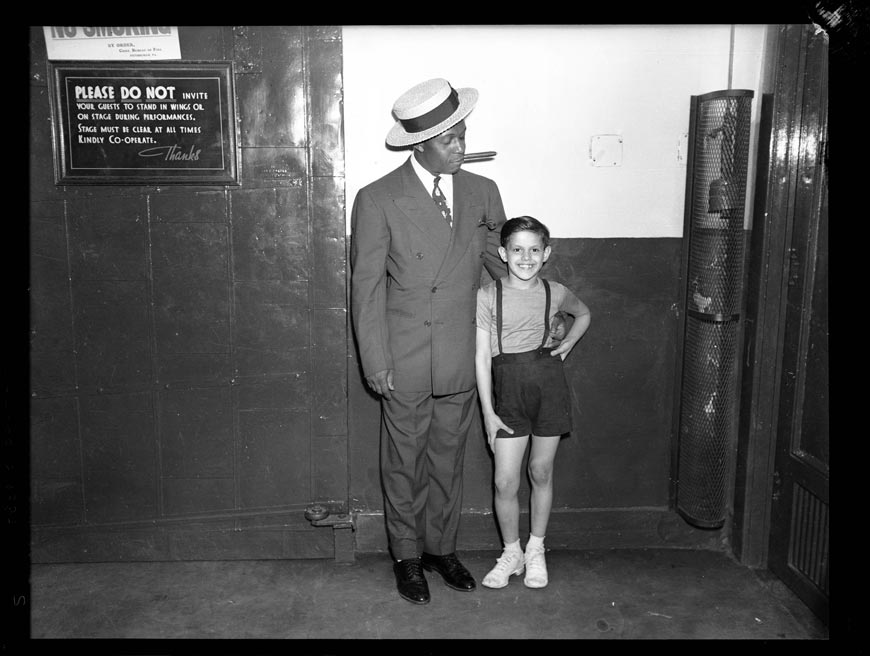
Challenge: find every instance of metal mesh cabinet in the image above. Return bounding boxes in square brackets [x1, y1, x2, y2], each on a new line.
[676, 89, 754, 528]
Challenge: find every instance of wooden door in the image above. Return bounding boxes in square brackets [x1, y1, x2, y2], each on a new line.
[767, 24, 829, 625]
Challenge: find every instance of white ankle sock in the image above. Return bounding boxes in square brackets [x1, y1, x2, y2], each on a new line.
[526, 534, 545, 551]
[504, 539, 522, 553]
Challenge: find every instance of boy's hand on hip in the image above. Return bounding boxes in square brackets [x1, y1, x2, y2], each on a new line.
[550, 336, 578, 361]
[484, 414, 514, 451]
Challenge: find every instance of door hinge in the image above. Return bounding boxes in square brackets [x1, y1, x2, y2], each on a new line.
[787, 248, 800, 287]
[771, 469, 782, 501]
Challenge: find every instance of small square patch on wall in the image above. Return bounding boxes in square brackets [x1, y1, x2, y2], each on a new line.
[589, 134, 623, 167]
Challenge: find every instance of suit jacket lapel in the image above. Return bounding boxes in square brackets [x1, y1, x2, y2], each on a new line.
[392, 159, 451, 260]
[434, 171, 482, 282]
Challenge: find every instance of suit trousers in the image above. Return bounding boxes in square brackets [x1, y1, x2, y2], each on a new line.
[380, 388, 477, 561]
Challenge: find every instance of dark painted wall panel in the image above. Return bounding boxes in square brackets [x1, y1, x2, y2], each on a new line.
[232, 281, 310, 377]
[29, 85, 61, 202]
[170, 528, 281, 560]
[156, 354, 233, 387]
[30, 26, 349, 561]
[150, 190, 229, 224]
[162, 478, 235, 516]
[153, 276, 230, 355]
[29, 26, 47, 81]
[30, 352, 78, 397]
[233, 375, 310, 410]
[30, 397, 83, 525]
[79, 392, 158, 523]
[312, 435, 348, 504]
[32, 514, 339, 562]
[232, 26, 303, 75]
[159, 387, 234, 478]
[239, 149, 307, 189]
[30, 397, 81, 480]
[178, 26, 229, 60]
[30, 201, 76, 394]
[151, 222, 231, 357]
[312, 308, 347, 437]
[547, 238, 681, 509]
[237, 408, 310, 508]
[231, 188, 309, 282]
[31, 478, 84, 526]
[311, 176, 347, 309]
[29, 204, 69, 329]
[73, 281, 152, 391]
[67, 196, 148, 281]
[36, 526, 170, 562]
[308, 35, 345, 178]
[236, 30, 304, 148]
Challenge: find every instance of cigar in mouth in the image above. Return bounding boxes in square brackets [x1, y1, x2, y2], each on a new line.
[462, 151, 497, 162]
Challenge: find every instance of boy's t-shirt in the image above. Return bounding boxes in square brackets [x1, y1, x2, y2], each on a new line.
[476, 277, 581, 355]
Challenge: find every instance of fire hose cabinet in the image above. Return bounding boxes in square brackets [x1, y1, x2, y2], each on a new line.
[675, 89, 754, 529]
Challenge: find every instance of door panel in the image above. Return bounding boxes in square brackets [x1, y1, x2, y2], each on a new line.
[768, 24, 829, 625]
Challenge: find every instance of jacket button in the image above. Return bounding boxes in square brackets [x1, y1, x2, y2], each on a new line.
[479, 251, 485, 258]
[431, 287, 437, 293]
[424, 320, 431, 326]
[416, 252, 424, 259]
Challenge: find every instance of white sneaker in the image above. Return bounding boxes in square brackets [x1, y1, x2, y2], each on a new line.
[482, 548, 524, 589]
[523, 545, 548, 588]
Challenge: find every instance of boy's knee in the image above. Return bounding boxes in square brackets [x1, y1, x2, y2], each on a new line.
[494, 475, 520, 496]
[528, 461, 553, 486]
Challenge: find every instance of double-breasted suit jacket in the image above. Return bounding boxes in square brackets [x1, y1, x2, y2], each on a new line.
[351, 157, 507, 396]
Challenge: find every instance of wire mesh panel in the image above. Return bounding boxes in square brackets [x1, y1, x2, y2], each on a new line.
[677, 318, 739, 526]
[688, 93, 753, 319]
[690, 95, 753, 223]
[687, 227, 745, 317]
[676, 90, 753, 529]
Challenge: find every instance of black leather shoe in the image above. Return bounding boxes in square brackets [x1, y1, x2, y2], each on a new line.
[421, 552, 476, 591]
[393, 557, 430, 604]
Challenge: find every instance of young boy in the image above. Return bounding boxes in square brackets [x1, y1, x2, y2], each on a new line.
[475, 216, 591, 589]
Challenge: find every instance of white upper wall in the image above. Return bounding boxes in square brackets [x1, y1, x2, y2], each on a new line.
[342, 25, 767, 238]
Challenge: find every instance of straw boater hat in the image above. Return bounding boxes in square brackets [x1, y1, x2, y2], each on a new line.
[386, 78, 479, 147]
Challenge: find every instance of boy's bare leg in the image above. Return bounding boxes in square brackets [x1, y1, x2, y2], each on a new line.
[492, 435, 530, 542]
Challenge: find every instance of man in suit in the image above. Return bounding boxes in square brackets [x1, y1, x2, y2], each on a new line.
[350, 78, 507, 604]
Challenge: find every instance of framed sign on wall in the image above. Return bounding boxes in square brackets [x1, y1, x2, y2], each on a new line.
[47, 61, 240, 185]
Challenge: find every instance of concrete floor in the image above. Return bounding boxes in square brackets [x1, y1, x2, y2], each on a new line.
[26, 547, 827, 640]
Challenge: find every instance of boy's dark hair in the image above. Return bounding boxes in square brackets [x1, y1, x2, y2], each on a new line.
[500, 215, 551, 248]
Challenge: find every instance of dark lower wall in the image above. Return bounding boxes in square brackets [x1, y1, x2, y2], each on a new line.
[349, 236, 704, 552]
[29, 26, 349, 562]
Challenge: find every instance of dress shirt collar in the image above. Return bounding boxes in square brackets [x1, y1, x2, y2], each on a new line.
[410, 154, 453, 208]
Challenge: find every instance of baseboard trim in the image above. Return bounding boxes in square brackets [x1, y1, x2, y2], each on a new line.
[31, 507, 725, 563]
[355, 507, 726, 554]
[30, 510, 336, 563]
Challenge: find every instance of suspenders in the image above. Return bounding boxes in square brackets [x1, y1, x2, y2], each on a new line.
[494, 278, 551, 356]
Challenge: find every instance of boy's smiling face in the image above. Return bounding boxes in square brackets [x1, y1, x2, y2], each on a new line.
[499, 229, 551, 284]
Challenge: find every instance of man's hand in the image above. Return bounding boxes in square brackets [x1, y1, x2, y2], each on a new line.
[550, 311, 572, 341]
[365, 369, 395, 400]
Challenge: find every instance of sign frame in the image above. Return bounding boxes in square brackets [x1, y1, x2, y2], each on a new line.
[47, 60, 241, 186]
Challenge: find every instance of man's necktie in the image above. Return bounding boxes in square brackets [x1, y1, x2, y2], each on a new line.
[432, 176, 453, 228]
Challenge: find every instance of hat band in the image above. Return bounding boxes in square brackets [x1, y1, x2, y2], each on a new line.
[399, 87, 460, 135]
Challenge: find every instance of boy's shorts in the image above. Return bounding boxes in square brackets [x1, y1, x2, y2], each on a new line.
[492, 346, 572, 438]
